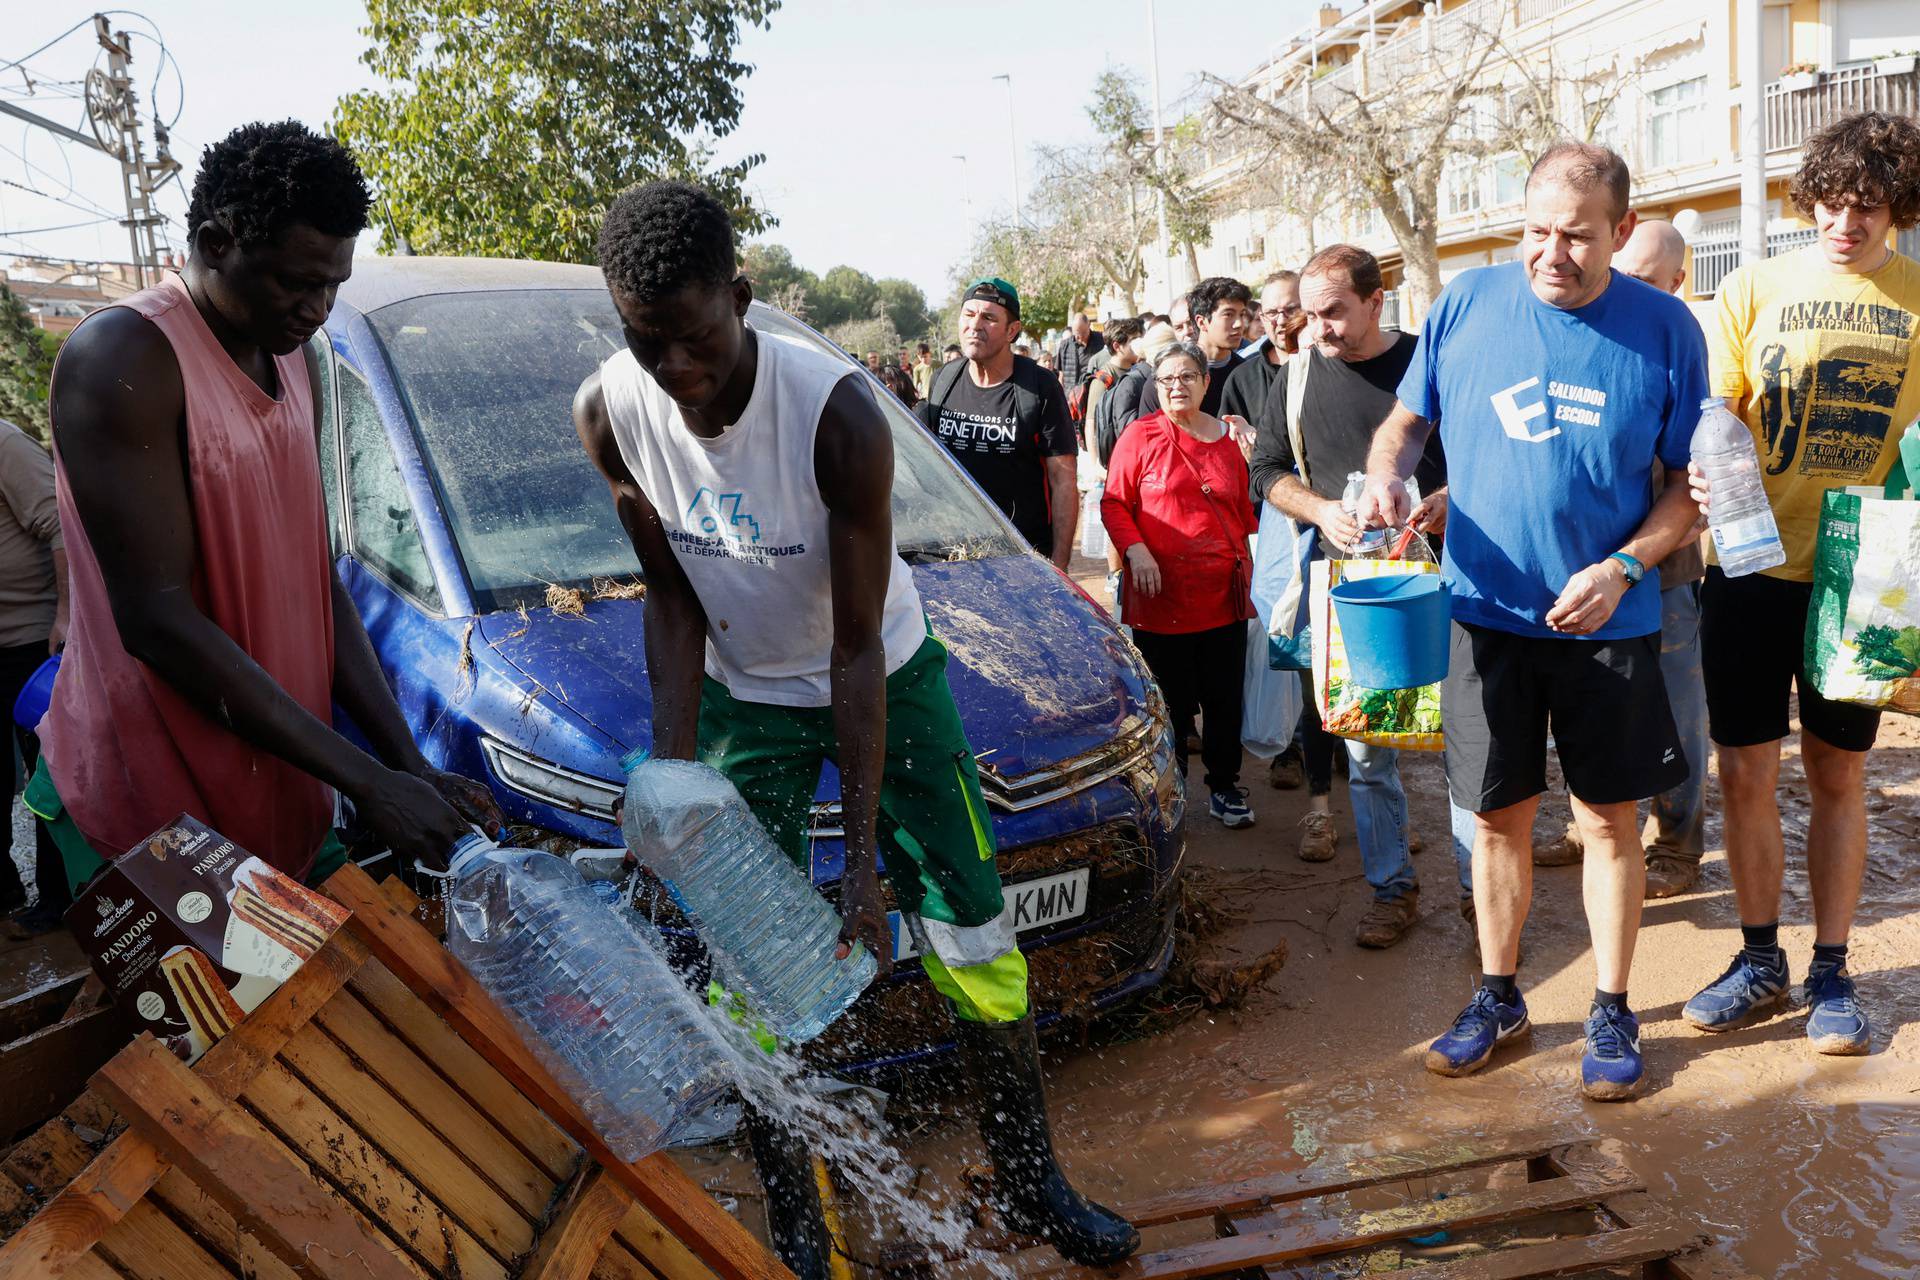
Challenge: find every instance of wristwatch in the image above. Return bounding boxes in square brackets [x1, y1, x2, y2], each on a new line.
[1608, 551, 1646, 586]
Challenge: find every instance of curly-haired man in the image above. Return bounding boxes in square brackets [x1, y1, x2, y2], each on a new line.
[1683, 110, 1920, 1055]
[40, 120, 502, 897]
[574, 180, 1138, 1276]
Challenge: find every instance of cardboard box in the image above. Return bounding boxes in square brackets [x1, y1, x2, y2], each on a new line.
[64, 815, 349, 1062]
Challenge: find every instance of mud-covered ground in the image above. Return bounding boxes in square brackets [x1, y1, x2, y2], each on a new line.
[671, 561, 1920, 1277]
[900, 561, 1920, 1278]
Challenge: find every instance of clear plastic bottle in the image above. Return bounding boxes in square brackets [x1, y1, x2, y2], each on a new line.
[1691, 398, 1786, 577]
[441, 835, 735, 1162]
[619, 753, 877, 1043]
[1341, 472, 1386, 553]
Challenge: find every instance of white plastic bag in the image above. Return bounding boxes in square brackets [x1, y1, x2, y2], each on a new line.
[1241, 501, 1301, 757]
[1078, 484, 1108, 559]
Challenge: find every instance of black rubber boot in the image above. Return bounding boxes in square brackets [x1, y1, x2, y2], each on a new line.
[742, 1105, 834, 1280]
[955, 1016, 1141, 1267]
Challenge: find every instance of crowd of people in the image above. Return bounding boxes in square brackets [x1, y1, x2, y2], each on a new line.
[0, 96, 1914, 1280]
[913, 110, 1920, 1105]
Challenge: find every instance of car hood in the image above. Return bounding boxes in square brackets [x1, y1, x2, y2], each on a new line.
[477, 554, 1149, 779]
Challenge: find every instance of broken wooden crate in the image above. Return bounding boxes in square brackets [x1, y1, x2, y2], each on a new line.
[0, 863, 791, 1280]
[984, 1132, 1747, 1279]
[0, 936, 129, 1145]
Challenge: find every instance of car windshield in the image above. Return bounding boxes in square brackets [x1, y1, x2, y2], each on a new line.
[366, 289, 1020, 612]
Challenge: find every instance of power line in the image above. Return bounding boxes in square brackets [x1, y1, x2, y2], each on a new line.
[0, 214, 116, 236]
[0, 17, 95, 79]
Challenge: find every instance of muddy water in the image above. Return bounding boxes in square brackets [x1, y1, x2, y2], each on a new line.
[664, 701, 1920, 1276]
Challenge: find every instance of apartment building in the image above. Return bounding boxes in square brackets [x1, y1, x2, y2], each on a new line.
[1148, 0, 1917, 327]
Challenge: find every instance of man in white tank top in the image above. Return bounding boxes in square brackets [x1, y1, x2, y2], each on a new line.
[574, 181, 1138, 1274]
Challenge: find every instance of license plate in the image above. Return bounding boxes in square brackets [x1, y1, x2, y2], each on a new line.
[889, 867, 1092, 963]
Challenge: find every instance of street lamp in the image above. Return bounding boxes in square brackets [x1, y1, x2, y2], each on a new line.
[952, 153, 971, 226]
[992, 73, 1021, 228]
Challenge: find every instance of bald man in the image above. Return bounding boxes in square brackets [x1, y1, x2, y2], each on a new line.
[1531, 217, 1708, 900]
[1614, 220, 1688, 295]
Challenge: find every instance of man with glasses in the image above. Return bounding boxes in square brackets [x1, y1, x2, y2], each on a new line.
[1222, 270, 1301, 424]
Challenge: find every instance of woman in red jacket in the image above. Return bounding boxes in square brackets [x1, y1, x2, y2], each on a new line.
[1101, 341, 1259, 829]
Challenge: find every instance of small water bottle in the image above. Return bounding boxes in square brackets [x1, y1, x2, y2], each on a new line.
[1342, 471, 1387, 553]
[439, 834, 735, 1161]
[619, 753, 877, 1043]
[1691, 398, 1786, 577]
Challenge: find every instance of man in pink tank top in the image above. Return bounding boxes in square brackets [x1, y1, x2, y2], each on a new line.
[39, 121, 500, 891]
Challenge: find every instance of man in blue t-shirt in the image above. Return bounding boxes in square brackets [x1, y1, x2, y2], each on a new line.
[1360, 142, 1709, 1103]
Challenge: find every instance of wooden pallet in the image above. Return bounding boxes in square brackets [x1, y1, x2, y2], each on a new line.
[0, 934, 128, 1144]
[969, 1132, 1746, 1280]
[0, 863, 791, 1280]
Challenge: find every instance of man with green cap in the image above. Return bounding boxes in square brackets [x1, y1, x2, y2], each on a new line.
[917, 278, 1080, 568]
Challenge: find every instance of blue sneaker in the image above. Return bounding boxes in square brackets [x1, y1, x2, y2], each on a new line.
[1423, 987, 1529, 1077]
[1804, 962, 1871, 1056]
[1681, 950, 1789, 1032]
[1210, 788, 1255, 829]
[1581, 1003, 1644, 1101]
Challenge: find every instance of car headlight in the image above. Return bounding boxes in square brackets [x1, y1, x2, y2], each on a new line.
[480, 737, 621, 822]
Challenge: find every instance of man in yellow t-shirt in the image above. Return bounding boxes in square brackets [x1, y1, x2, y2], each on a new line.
[1688, 110, 1920, 1058]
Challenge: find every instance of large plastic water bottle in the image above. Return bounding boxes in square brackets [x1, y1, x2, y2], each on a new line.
[619, 753, 877, 1043]
[441, 835, 735, 1161]
[1692, 398, 1786, 577]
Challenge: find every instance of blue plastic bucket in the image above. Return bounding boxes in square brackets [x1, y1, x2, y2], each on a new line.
[1329, 574, 1450, 689]
[13, 652, 58, 731]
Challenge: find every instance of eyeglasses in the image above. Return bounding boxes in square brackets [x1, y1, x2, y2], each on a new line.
[1155, 372, 1204, 388]
[1261, 304, 1302, 321]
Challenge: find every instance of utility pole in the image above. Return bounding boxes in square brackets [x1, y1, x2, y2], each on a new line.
[0, 16, 182, 283]
[1736, 0, 1766, 266]
[992, 74, 1021, 228]
[1146, 0, 1173, 300]
[87, 15, 178, 287]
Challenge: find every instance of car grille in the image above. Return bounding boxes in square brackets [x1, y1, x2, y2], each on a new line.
[804, 716, 1161, 834]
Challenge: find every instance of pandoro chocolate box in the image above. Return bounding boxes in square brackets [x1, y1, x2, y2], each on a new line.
[64, 815, 349, 1063]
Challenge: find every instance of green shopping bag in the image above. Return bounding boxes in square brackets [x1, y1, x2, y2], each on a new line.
[1805, 484, 1920, 716]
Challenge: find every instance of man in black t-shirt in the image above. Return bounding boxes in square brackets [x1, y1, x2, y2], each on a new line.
[1248, 244, 1446, 951]
[918, 277, 1078, 567]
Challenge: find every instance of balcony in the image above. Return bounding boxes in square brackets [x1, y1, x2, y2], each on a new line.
[1765, 63, 1919, 153]
[1690, 227, 1816, 295]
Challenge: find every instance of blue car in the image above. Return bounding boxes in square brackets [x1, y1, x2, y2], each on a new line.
[313, 257, 1185, 1067]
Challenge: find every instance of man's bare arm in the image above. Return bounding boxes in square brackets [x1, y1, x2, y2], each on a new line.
[815, 377, 898, 974]
[573, 370, 707, 760]
[1359, 402, 1436, 529]
[1046, 454, 1078, 570]
[51, 309, 469, 867]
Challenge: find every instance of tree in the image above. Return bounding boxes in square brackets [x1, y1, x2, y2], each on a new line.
[825, 315, 900, 362]
[0, 284, 54, 441]
[742, 242, 817, 319]
[1204, 13, 1635, 319]
[873, 278, 934, 343]
[947, 221, 1080, 338]
[1022, 69, 1215, 316]
[334, 0, 780, 264]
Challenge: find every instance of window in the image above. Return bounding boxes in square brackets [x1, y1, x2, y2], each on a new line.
[338, 365, 441, 609]
[1492, 153, 1528, 207]
[304, 335, 343, 555]
[1646, 77, 1708, 169]
[1444, 158, 1482, 217]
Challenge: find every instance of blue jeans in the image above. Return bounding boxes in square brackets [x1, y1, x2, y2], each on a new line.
[1346, 740, 1418, 902]
[1450, 582, 1708, 895]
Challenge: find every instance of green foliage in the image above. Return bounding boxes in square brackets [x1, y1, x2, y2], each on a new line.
[739, 243, 934, 340]
[825, 315, 900, 362]
[333, 0, 781, 264]
[0, 284, 53, 441]
[1851, 624, 1920, 679]
[947, 222, 1079, 338]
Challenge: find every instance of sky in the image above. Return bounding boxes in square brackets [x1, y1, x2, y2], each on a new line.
[1, 0, 1322, 301]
